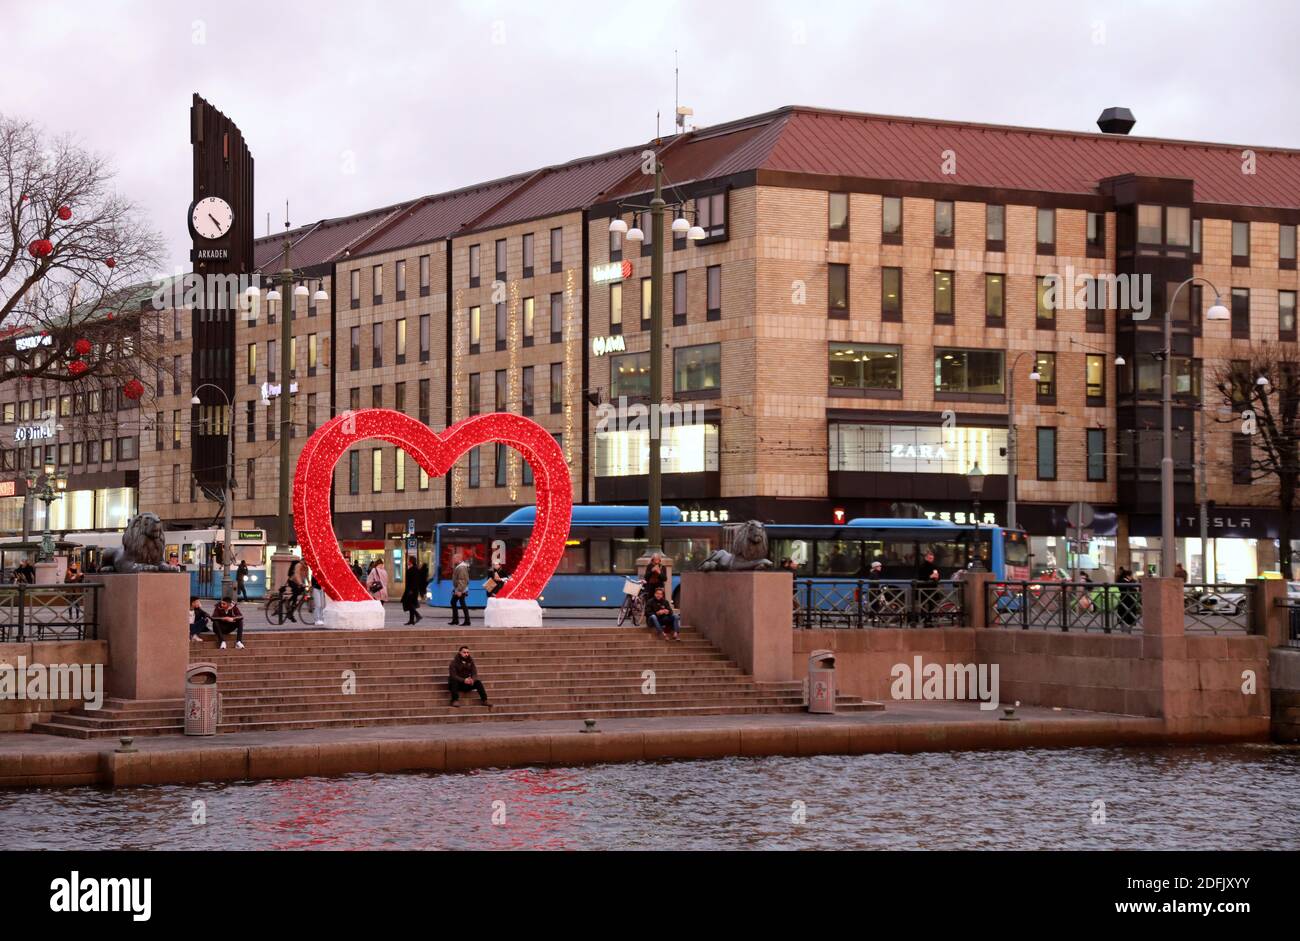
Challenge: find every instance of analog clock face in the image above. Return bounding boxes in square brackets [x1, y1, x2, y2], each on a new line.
[191, 197, 234, 240]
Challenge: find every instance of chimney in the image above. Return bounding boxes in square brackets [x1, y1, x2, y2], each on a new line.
[1097, 107, 1136, 135]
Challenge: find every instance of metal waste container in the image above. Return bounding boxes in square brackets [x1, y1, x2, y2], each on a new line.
[807, 649, 836, 714]
[184, 662, 220, 736]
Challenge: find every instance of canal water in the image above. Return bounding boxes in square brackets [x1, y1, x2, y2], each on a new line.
[3, 745, 1297, 850]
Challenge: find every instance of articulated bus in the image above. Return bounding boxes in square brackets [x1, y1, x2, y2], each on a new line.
[429, 505, 1030, 608]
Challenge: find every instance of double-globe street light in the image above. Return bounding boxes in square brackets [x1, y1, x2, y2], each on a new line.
[607, 159, 705, 555]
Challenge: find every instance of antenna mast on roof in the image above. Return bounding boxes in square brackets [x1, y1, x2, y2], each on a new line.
[674, 49, 693, 134]
[284, 200, 290, 231]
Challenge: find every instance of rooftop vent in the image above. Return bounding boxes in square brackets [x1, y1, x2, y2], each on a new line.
[1097, 107, 1136, 135]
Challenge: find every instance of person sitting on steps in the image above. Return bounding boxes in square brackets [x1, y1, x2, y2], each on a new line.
[645, 586, 681, 641]
[188, 596, 212, 643]
[448, 645, 490, 708]
[211, 597, 245, 649]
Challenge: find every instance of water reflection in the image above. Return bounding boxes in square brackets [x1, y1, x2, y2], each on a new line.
[2, 746, 1297, 850]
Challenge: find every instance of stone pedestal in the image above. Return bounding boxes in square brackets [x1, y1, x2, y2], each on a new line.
[97, 573, 189, 701]
[484, 597, 543, 627]
[34, 558, 67, 585]
[323, 599, 384, 630]
[680, 571, 793, 682]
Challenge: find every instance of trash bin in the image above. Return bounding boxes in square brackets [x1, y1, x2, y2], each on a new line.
[184, 662, 220, 736]
[807, 649, 836, 714]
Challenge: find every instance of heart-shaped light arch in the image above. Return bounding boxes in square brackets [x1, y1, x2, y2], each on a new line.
[293, 409, 572, 603]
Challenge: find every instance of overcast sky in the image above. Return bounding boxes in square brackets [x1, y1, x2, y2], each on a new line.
[4, 0, 1297, 270]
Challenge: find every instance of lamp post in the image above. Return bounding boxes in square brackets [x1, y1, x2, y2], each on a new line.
[1004, 351, 1044, 532]
[25, 463, 67, 562]
[192, 384, 235, 600]
[967, 462, 986, 570]
[609, 158, 705, 555]
[1160, 279, 1230, 577]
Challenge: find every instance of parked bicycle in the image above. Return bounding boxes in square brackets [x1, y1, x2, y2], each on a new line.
[616, 576, 645, 626]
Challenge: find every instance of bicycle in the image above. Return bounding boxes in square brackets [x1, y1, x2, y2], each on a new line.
[265, 584, 309, 626]
[616, 576, 645, 627]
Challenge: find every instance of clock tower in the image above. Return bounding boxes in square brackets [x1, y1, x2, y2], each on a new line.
[189, 94, 253, 497]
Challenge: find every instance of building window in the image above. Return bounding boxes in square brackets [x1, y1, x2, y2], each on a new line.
[696, 191, 726, 239]
[172, 465, 179, 503]
[934, 349, 1005, 396]
[494, 369, 507, 412]
[933, 270, 953, 324]
[1231, 287, 1250, 339]
[419, 378, 430, 425]
[934, 200, 954, 243]
[637, 211, 654, 254]
[419, 466, 429, 491]
[1086, 211, 1105, 254]
[830, 343, 901, 393]
[495, 238, 507, 281]
[609, 221, 623, 260]
[594, 423, 718, 478]
[672, 271, 687, 326]
[245, 402, 255, 443]
[1167, 207, 1191, 247]
[350, 269, 360, 308]
[522, 233, 534, 277]
[1036, 276, 1055, 328]
[395, 449, 405, 492]
[1232, 434, 1252, 485]
[468, 373, 480, 415]
[611, 351, 650, 400]
[636, 277, 651, 326]
[1036, 427, 1057, 480]
[1086, 354, 1106, 404]
[1232, 221, 1250, 264]
[828, 263, 849, 319]
[881, 267, 902, 322]
[247, 343, 257, 384]
[609, 283, 622, 333]
[550, 227, 563, 273]
[1036, 208, 1055, 253]
[522, 365, 534, 416]
[395, 259, 407, 299]
[492, 302, 505, 351]
[986, 204, 1005, 248]
[289, 336, 297, 379]
[349, 387, 360, 412]
[172, 355, 181, 394]
[1035, 352, 1056, 401]
[985, 274, 1005, 325]
[1084, 276, 1106, 333]
[172, 409, 182, 448]
[1192, 219, 1202, 258]
[495, 442, 507, 487]
[1087, 428, 1106, 482]
[706, 266, 721, 321]
[371, 264, 383, 304]
[1281, 290, 1297, 340]
[469, 305, 481, 351]
[394, 382, 405, 414]
[350, 326, 360, 370]
[348, 451, 360, 494]
[267, 340, 277, 383]
[396, 319, 407, 363]
[550, 362, 563, 414]
[550, 292, 563, 339]
[882, 196, 902, 243]
[1280, 224, 1297, 269]
[371, 448, 382, 493]
[419, 254, 430, 296]
[308, 333, 318, 376]
[828, 192, 849, 240]
[372, 322, 383, 368]
[1137, 204, 1163, 244]
[522, 296, 535, 345]
[307, 393, 317, 434]
[468, 447, 480, 488]
[674, 343, 721, 395]
[469, 244, 481, 287]
[419, 314, 430, 362]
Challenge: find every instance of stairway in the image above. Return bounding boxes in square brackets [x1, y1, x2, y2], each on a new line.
[32, 627, 879, 739]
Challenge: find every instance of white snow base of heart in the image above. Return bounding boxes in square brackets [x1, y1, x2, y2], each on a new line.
[323, 599, 386, 630]
[484, 597, 544, 627]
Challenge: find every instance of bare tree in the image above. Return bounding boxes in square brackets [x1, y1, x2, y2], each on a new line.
[0, 113, 164, 390]
[1211, 352, 1300, 576]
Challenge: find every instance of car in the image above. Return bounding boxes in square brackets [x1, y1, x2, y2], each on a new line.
[1185, 588, 1245, 617]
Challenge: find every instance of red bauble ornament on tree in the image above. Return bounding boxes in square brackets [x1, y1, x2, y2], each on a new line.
[123, 379, 144, 400]
[57, 205, 72, 221]
[74, 338, 92, 356]
[104, 256, 116, 268]
[28, 239, 53, 259]
[68, 360, 88, 377]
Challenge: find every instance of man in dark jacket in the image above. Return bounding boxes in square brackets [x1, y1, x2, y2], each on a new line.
[645, 586, 680, 641]
[402, 558, 424, 625]
[448, 646, 490, 707]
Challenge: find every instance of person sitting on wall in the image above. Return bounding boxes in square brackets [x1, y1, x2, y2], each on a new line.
[211, 597, 245, 650]
[448, 645, 490, 708]
[645, 586, 681, 642]
[188, 596, 212, 643]
[483, 563, 507, 598]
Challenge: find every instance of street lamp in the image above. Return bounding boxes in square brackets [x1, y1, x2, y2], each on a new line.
[1160, 278, 1229, 577]
[192, 383, 235, 600]
[607, 156, 703, 555]
[1004, 351, 1040, 532]
[26, 464, 67, 563]
[967, 462, 986, 571]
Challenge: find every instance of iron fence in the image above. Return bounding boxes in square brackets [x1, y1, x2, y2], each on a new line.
[1181, 583, 1251, 634]
[0, 584, 101, 642]
[1282, 599, 1300, 648]
[794, 579, 964, 629]
[986, 581, 1142, 633]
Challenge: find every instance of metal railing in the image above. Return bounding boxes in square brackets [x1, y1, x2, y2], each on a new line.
[1181, 583, 1251, 634]
[986, 581, 1142, 633]
[1282, 599, 1300, 648]
[794, 579, 964, 629]
[0, 584, 101, 642]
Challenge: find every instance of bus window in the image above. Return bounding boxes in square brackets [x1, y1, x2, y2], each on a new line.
[440, 541, 487, 580]
[589, 539, 611, 574]
[612, 539, 647, 574]
[770, 539, 811, 575]
[664, 538, 714, 572]
[816, 540, 862, 577]
[1003, 531, 1030, 576]
[881, 539, 917, 577]
[920, 540, 966, 575]
[556, 541, 587, 574]
[862, 540, 885, 570]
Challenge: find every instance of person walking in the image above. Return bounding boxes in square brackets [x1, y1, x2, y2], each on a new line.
[65, 561, 85, 621]
[448, 645, 490, 708]
[310, 571, 326, 625]
[402, 558, 424, 625]
[449, 557, 471, 626]
[367, 559, 389, 603]
[235, 560, 249, 602]
[1117, 566, 1140, 629]
[1174, 562, 1188, 582]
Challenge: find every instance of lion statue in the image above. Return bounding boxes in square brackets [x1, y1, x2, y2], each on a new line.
[99, 512, 179, 573]
[698, 520, 774, 572]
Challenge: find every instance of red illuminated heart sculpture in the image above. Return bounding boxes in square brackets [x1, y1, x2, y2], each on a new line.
[294, 409, 572, 603]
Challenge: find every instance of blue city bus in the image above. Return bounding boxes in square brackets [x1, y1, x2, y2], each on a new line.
[428, 505, 1030, 608]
